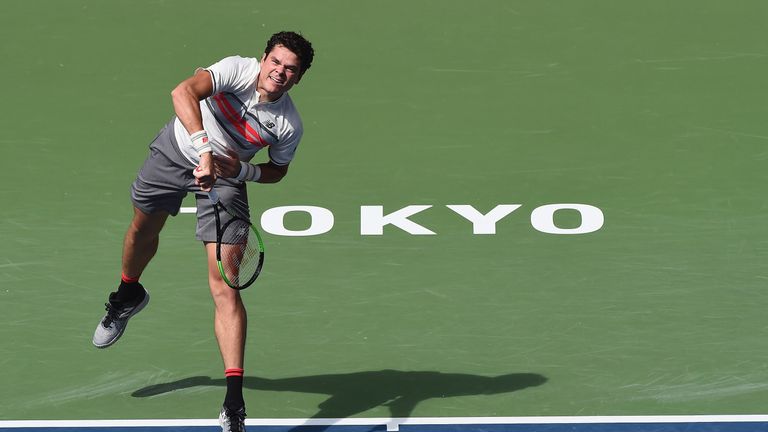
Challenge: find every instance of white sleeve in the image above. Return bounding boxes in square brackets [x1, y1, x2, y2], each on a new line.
[203, 56, 260, 95]
[269, 127, 303, 166]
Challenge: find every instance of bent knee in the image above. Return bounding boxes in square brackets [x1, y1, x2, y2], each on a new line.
[128, 209, 168, 236]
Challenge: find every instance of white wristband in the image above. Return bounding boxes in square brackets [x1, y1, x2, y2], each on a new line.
[189, 130, 212, 156]
[236, 162, 262, 182]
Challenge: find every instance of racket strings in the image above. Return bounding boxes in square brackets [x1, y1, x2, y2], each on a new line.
[220, 219, 262, 287]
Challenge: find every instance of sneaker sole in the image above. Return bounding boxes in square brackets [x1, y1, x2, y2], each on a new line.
[93, 291, 150, 349]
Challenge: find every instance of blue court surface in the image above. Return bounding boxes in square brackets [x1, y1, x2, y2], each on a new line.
[3, 416, 768, 432]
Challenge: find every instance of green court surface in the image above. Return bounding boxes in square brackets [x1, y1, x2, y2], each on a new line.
[1, 0, 767, 423]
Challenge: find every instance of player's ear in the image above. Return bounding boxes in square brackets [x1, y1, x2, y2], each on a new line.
[294, 65, 306, 84]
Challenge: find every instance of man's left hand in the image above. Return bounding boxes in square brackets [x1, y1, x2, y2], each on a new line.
[213, 149, 241, 179]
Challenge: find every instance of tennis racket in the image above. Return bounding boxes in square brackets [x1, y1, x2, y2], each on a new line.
[208, 189, 265, 290]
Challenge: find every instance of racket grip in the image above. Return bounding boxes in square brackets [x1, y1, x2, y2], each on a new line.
[208, 189, 220, 204]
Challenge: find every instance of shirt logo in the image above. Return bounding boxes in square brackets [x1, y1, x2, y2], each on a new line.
[264, 120, 275, 129]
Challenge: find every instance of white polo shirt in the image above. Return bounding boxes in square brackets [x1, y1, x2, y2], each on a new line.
[174, 55, 303, 167]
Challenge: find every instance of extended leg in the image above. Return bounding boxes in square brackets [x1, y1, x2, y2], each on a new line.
[92, 207, 168, 348]
[206, 242, 248, 430]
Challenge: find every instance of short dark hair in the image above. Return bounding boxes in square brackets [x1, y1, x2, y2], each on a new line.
[264, 31, 314, 77]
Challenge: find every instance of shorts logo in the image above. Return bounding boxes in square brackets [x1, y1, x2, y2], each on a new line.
[264, 120, 275, 129]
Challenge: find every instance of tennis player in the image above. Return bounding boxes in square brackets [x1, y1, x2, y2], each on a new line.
[92, 31, 314, 432]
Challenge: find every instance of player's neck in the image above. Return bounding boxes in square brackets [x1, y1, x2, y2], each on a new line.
[257, 90, 283, 103]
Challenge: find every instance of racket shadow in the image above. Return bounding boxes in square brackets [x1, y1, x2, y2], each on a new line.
[132, 370, 547, 430]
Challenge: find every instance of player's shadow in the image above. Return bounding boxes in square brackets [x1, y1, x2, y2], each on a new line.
[133, 370, 546, 430]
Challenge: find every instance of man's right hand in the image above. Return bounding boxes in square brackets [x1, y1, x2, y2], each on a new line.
[194, 152, 217, 191]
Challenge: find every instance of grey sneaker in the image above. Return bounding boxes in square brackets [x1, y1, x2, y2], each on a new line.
[219, 405, 246, 432]
[92, 288, 149, 348]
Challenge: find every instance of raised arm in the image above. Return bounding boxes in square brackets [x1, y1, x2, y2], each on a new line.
[171, 68, 214, 135]
[171, 69, 216, 190]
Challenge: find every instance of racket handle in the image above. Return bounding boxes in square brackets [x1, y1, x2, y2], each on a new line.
[208, 189, 220, 204]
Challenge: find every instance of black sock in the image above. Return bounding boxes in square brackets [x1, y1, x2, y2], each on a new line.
[224, 374, 245, 410]
[115, 280, 143, 303]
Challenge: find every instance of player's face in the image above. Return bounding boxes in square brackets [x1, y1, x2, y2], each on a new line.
[258, 45, 302, 102]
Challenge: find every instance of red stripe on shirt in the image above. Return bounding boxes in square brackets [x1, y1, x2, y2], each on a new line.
[212, 94, 269, 148]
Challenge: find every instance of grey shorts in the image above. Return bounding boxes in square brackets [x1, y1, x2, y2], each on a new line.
[130, 120, 249, 242]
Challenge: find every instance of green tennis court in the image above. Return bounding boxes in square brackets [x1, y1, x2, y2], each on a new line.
[1, 0, 767, 427]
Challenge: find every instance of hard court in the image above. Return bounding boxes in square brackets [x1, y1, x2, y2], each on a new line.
[1, 1, 767, 431]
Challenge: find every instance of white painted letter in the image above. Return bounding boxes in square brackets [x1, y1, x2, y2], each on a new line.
[360, 205, 435, 235]
[530, 204, 604, 234]
[260, 206, 335, 237]
[446, 205, 522, 234]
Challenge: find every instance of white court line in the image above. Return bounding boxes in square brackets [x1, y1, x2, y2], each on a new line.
[3, 415, 768, 430]
[179, 207, 197, 214]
